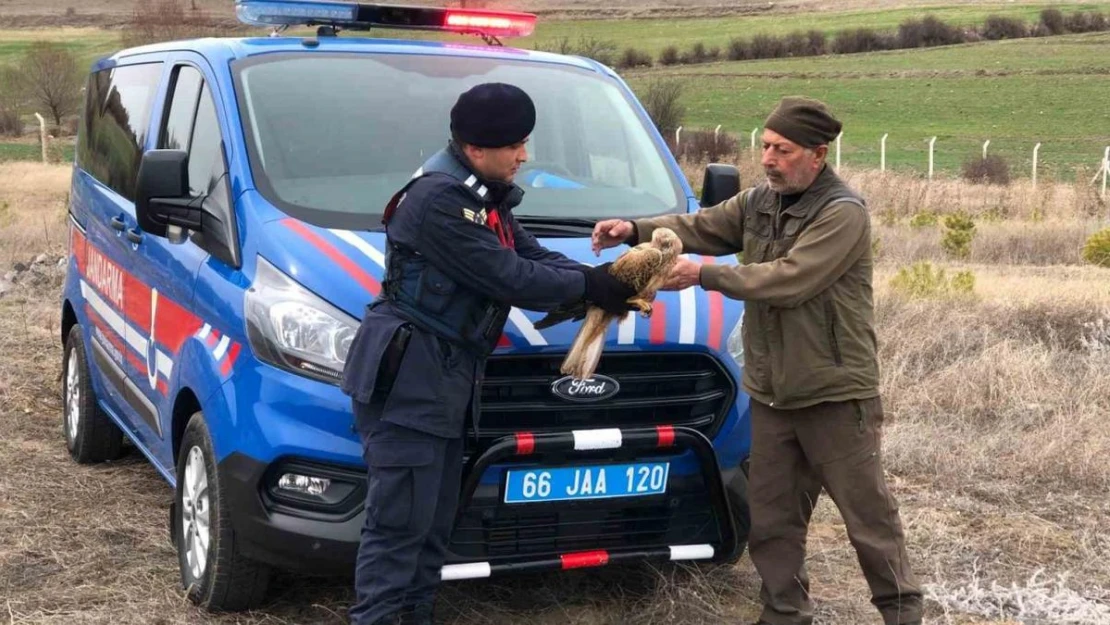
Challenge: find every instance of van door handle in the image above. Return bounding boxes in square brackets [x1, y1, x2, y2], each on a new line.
[125, 229, 143, 244]
[110, 217, 126, 231]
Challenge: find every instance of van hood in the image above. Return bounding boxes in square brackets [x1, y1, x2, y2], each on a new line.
[260, 217, 744, 353]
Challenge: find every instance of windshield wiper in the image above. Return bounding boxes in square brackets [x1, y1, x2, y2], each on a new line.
[515, 216, 596, 237]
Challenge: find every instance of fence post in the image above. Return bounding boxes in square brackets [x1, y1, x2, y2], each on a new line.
[835, 132, 842, 170]
[714, 124, 721, 149]
[1102, 146, 1109, 199]
[881, 133, 888, 172]
[982, 139, 990, 159]
[751, 127, 758, 162]
[34, 113, 47, 163]
[1032, 142, 1041, 188]
[928, 136, 937, 180]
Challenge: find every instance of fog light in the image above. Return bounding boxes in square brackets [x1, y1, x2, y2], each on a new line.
[278, 473, 331, 497]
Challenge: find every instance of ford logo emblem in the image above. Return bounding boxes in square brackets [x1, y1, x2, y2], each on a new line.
[550, 374, 621, 403]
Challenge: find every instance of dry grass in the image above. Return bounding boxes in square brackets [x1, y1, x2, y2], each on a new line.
[3, 163, 1110, 623]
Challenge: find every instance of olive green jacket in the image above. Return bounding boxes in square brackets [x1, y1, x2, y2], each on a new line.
[633, 165, 878, 409]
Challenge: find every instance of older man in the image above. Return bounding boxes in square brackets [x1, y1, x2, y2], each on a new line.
[592, 97, 923, 625]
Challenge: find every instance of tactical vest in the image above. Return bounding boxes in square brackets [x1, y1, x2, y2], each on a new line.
[376, 150, 512, 355]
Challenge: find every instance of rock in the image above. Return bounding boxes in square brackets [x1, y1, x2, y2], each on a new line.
[33, 253, 49, 265]
[12, 262, 27, 272]
[0, 280, 10, 297]
[3, 271, 16, 283]
[57, 258, 67, 270]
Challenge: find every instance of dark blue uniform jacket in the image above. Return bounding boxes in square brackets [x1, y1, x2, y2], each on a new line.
[341, 147, 587, 438]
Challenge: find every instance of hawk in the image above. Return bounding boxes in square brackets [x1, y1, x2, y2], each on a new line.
[535, 227, 683, 380]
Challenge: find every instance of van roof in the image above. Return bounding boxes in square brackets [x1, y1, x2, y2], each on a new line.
[93, 35, 605, 75]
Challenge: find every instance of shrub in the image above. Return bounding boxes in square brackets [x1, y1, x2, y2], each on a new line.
[659, 45, 680, 66]
[961, 154, 1011, 185]
[783, 32, 809, 57]
[1040, 8, 1066, 35]
[727, 37, 751, 61]
[679, 128, 739, 162]
[898, 15, 965, 48]
[890, 261, 975, 298]
[909, 211, 938, 228]
[0, 109, 23, 137]
[750, 34, 786, 59]
[941, 212, 977, 260]
[832, 28, 896, 54]
[678, 42, 718, 64]
[805, 30, 828, 55]
[981, 15, 1027, 40]
[1082, 228, 1110, 268]
[1064, 11, 1108, 33]
[617, 47, 653, 69]
[121, 0, 230, 48]
[638, 79, 686, 136]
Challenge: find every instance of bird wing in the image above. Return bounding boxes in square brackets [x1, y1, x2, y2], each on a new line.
[533, 301, 588, 329]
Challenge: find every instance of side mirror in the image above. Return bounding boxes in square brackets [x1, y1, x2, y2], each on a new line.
[135, 149, 202, 237]
[700, 163, 741, 208]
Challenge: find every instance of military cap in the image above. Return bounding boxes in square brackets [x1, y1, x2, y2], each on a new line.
[450, 83, 536, 148]
[763, 96, 842, 148]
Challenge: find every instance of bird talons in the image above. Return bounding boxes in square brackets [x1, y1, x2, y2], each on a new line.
[626, 297, 653, 318]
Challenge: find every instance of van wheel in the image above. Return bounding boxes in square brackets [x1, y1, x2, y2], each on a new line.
[174, 411, 271, 611]
[63, 325, 124, 463]
[721, 466, 751, 564]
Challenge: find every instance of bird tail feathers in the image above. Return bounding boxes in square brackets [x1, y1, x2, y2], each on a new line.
[560, 307, 611, 380]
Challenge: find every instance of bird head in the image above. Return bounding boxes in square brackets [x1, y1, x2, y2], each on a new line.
[650, 227, 683, 256]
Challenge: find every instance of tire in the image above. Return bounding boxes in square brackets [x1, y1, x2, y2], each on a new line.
[173, 411, 271, 611]
[62, 324, 124, 463]
[721, 465, 751, 564]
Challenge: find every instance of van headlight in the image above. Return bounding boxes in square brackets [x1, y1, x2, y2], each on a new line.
[726, 311, 744, 368]
[245, 257, 358, 384]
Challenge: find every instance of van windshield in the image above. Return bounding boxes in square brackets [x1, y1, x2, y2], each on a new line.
[232, 51, 687, 230]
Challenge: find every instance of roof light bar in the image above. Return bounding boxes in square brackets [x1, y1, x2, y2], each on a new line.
[235, 1, 536, 39]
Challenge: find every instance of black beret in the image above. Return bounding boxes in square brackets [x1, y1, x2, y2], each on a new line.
[450, 83, 536, 148]
[763, 96, 842, 148]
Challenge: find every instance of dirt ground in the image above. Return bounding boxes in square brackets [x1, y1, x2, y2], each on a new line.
[2, 162, 1110, 624]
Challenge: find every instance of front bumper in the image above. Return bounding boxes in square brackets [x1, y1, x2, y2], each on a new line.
[221, 426, 742, 577]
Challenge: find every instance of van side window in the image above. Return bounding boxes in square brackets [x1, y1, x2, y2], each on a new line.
[158, 65, 238, 267]
[76, 62, 163, 202]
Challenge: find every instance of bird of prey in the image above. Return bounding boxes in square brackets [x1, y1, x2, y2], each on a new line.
[534, 227, 683, 380]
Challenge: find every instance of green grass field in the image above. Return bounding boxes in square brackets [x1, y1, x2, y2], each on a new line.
[1, 4, 1109, 178]
[625, 32, 1110, 179]
[0, 142, 74, 163]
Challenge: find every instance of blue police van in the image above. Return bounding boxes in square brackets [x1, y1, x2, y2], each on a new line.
[60, 0, 752, 611]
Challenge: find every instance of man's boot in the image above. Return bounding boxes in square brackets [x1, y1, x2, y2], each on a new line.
[401, 603, 434, 625]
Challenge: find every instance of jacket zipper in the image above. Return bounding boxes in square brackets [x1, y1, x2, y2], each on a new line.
[824, 298, 844, 367]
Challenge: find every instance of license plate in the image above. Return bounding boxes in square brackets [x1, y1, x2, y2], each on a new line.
[503, 462, 670, 504]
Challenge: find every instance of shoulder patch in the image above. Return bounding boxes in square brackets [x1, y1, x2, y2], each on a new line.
[462, 207, 488, 225]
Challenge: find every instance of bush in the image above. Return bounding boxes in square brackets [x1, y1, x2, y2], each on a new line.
[678, 128, 739, 162]
[617, 47, 653, 69]
[941, 212, 976, 260]
[0, 109, 22, 137]
[805, 30, 828, 56]
[832, 28, 896, 54]
[750, 34, 786, 59]
[898, 16, 965, 48]
[678, 42, 719, 64]
[1040, 8, 1066, 35]
[890, 261, 975, 298]
[726, 37, 751, 61]
[981, 15, 1027, 40]
[909, 211, 938, 228]
[659, 45, 680, 66]
[961, 154, 1011, 185]
[783, 32, 809, 57]
[121, 0, 229, 48]
[1082, 228, 1110, 268]
[1064, 11, 1108, 33]
[638, 79, 686, 136]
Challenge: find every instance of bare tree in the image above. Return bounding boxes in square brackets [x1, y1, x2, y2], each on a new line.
[16, 42, 82, 127]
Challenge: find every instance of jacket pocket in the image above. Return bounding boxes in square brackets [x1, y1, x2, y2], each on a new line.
[415, 266, 458, 314]
[364, 440, 434, 529]
[824, 297, 844, 367]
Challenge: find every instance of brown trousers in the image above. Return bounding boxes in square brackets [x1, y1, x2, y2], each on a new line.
[748, 397, 922, 625]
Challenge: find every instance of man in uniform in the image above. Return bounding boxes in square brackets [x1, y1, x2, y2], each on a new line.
[340, 83, 637, 625]
[591, 97, 923, 625]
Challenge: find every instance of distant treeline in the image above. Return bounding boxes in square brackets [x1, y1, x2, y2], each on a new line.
[540, 8, 1110, 70]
